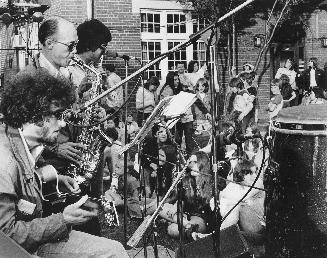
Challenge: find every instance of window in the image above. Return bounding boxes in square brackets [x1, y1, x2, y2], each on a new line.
[140, 10, 216, 80]
[192, 14, 209, 33]
[168, 41, 187, 71]
[141, 12, 160, 33]
[141, 41, 161, 79]
[167, 13, 186, 33]
[193, 42, 207, 65]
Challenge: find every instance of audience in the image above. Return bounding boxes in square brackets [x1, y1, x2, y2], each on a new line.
[267, 79, 283, 120]
[135, 76, 159, 127]
[279, 74, 296, 108]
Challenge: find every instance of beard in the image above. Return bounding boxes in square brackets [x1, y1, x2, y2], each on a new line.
[39, 126, 59, 144]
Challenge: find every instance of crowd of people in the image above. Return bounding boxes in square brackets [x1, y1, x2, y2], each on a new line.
[267, 57, 327, 119]
[1, 12, 326, 258]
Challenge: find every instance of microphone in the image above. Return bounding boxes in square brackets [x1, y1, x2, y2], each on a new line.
[106, 50, 137, 61]
[218, 129, 261, 146]
[232, 130, 261, 143]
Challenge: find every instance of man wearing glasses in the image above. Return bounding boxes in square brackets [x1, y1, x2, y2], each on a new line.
[35, 16, 78, 77]
[0, 69, 128, 257]
[41, 18, 112, 236]
[68, 19, 112, 89]
[28, 17, 84, 174]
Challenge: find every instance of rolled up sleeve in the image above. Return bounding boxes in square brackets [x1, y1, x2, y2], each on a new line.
[0, 159, 69, 252]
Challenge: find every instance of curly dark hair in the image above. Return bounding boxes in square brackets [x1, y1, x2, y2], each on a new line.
[76, 19, 112, 53]
[1, 69, 76, 128]
[187, 60, 199, 73]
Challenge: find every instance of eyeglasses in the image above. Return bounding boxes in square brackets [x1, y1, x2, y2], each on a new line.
[100, 43, 108, 51]
[49, 109, 65, 120]
[54, 40, 78, 52]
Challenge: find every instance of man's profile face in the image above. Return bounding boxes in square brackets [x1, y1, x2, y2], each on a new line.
[92, 46, 106, 63]
[51, 23, 78, 68]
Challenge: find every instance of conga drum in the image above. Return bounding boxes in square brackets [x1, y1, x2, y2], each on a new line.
[265, 104, 327, 257]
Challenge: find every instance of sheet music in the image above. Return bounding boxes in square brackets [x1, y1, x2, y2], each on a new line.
[161, 91, 196, 118]
[161, 91, 197, 128]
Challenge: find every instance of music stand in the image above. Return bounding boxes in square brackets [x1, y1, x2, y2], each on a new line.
[119, 91, 198, 155]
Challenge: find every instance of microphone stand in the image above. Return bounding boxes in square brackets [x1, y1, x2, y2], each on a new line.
[127, 162, 189, 248]
[123, 58, 129, 248]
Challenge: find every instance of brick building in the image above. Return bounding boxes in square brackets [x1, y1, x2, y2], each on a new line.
[2, 0, 327, 120]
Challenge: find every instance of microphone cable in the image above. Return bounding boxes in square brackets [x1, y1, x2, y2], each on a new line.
[221, 134, 268, 223]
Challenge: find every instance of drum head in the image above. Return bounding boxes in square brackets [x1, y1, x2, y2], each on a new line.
[277, 104, 327, 124]
[273, 104, 327, 133]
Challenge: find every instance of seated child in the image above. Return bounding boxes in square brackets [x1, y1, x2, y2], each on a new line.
[267, 79, 283, 120]
[126, 113, 139, 143]
[219, 159, 265, 234]
[301, 87, 327, 105]
[159, 151, 214, 239]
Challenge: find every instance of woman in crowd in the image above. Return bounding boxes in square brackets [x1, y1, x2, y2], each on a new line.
[135, 76, 160, 127]
[275, 58, 298, 106]
[158, 71, 182, 100]
[159, 151, 214, 239]
[194, 78, 211, 135]
[187, 60, 207, 90]
[225, 77, 254, 132]
[267, 79, 283, 120]
[279, 74, 296, 108]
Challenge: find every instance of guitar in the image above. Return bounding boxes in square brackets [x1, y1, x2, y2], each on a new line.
[36, 165, 119, 227]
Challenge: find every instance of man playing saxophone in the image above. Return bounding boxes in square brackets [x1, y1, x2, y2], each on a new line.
[32, 17, 113, 235]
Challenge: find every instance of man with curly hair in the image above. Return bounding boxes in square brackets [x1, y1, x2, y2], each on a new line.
[0, 69, 128, 257]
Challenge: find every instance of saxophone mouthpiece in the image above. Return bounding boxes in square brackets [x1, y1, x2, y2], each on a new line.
[72, 55, 84, 66]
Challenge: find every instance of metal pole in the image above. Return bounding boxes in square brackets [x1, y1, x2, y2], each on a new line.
[123, 60, 129, 248]
[91, 0, 95, 19]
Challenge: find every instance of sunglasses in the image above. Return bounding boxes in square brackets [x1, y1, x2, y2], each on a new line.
[100, 43, 108, 51]
[49, 109, 65, 120]
[54, 40, 78, 52]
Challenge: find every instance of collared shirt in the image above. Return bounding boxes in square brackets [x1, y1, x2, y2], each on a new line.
[310, 68, 317, 87]
[38, 53, 71, 79]
[18, 129, 44, 169]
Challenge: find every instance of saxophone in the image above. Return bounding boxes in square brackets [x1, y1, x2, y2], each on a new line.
[67, 56, 112, 187]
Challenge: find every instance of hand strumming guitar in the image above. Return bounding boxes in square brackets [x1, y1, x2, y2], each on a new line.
[58, 175, 80, 194]
[63, 195, 98, 226]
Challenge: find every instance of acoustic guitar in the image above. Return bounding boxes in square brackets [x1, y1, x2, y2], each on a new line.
[36, 165, 119, 227]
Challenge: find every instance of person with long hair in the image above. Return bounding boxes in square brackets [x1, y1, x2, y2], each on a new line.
[158, 71, 182, 100]
[275, 58, 299, 106]
[135, 76, 160, 127]
[186, 60, 207, 90]
[279, 74, 296, 108]
[159, 151, 214, 239]
[299, 57, 324, 95]
[194, 78, 211, 135]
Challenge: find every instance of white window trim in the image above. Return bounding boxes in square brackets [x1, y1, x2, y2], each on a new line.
[140, 8, 215, 82]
